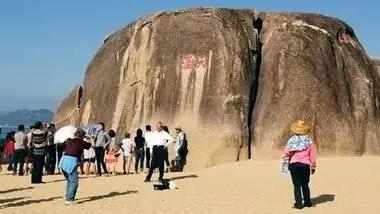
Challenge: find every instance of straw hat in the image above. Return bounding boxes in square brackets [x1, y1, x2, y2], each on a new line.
[290, 120, 311, 135]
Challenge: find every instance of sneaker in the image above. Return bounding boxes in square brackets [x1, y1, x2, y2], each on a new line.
[292, 203, 303, 209]
[65, 201, 74, 205]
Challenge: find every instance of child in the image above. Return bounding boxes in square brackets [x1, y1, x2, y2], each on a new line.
[105, 130, 118, 176]
[120, 133, 134, 174]
[4, 132, 16, 171]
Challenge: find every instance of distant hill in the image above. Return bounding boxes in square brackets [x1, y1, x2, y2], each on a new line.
[0, 111, 9, 117]
[0, 109, 53, 126]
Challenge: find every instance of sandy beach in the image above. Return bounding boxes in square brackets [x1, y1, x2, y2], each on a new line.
[0, 156, 379, 214]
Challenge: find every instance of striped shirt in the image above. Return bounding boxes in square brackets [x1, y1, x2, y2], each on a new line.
[32, 129, 47, 155]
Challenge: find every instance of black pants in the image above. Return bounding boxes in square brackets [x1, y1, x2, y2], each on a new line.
[289, 162, 311, 206]
[56, 143, 64, 169]
[146, 146, 165, 181]
[95, 147, 108, 175]
[145, 148, 151, 168]
[173, 156, 186, 172]
[13, 149, 26, 175]
[7, 153, 14, 171]
[45, 144, 56, 175]
[135, 148, 145, 172]
[31, 154, 45, 183]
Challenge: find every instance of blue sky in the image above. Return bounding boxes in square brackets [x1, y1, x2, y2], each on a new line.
[0, 0, 379, 111]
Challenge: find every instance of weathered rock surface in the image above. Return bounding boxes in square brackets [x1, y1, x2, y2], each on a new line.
[54, 85, 82, 126]
[252, 13, 380, 157]
[373, 58, 380, 74]
[54, 8, 380, 168]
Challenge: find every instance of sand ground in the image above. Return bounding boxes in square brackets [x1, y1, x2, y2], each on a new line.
[0, 157, 379, 214]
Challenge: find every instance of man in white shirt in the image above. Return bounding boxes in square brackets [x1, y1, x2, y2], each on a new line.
[144, 121, 173, 182]
[13, 124, 27, 175]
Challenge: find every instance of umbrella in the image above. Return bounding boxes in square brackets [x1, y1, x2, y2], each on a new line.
[54, 125, 77, 144]
[82, 124, 98, 137]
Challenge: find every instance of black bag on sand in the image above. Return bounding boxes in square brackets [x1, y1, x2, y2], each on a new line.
[153, 179, 170, 190]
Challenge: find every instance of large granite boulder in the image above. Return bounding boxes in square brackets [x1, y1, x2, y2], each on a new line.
[252, 13, 380, 157]
[54, 8, 380, 169]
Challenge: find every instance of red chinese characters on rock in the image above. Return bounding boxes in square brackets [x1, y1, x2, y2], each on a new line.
[195, 55, 207, 69]
[181, 55, 208, 71]
[181, 55, 194, 70]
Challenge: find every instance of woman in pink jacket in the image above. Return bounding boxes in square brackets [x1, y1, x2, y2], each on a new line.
[283, 120, 317, 209]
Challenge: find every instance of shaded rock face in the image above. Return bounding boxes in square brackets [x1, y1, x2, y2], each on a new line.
[54, 85, 82, 126]
[54, 8, 380, 168]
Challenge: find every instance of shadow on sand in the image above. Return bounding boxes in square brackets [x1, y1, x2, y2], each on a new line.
[169, 174, 198, 181]
[0, 186, 34, 194]
[0, 196, 61, 209]
[77, 190, 138, 204]
[311, 194, 335, 206]
[0, 197, 29, 205]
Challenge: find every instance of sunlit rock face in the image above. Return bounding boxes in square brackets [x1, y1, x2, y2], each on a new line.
[54, 8, 380, 169]
[252, 12, 380, 157]
[373, 58, 380, 74]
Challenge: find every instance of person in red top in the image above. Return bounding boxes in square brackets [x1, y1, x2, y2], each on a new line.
[4, 131, 16, 171]
[283, 120, 317, 210]
[59, 129, 91, 205]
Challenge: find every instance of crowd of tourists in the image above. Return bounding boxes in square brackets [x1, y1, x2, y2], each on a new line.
[0, 122, 56, 178]
[1, 121, 188, 177]
[0, 121, 188, 204]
